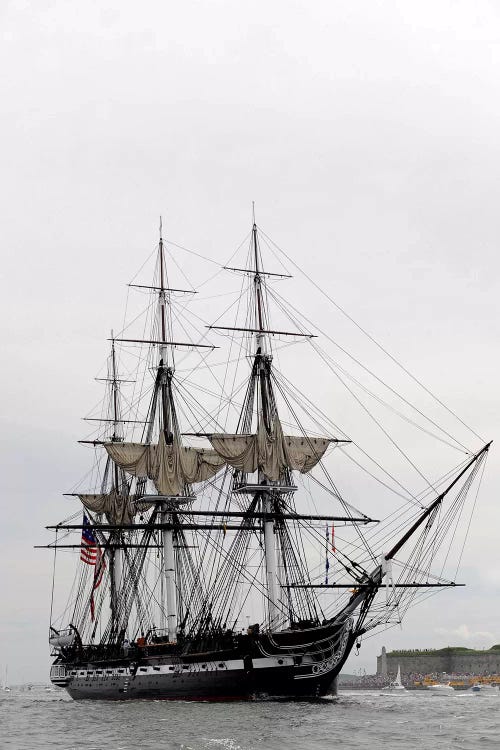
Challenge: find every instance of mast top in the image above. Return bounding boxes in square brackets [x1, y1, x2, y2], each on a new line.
[251, 213, 265, 343]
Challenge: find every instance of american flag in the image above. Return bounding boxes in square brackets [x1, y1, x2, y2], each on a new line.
[81, 515, 97, 564]
[90, 545, 106, 622]
[80, 514, 106, 621]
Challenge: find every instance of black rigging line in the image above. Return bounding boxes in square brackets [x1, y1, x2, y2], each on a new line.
[260, 227, 484, 444]
[453, 453, 487, 580]
[166, 232, 250, 270]
[173, 285, 254, 425]
[365, 455, 473, 547]
[272, 366, 422, 505]
[303, 340, 465, 454]
[267, 287, 440, 502]
[373, 463, 482, 627]
[49, 529, 58, 628]
[309, 339, 434, 502]
[270, 372, 378, 565]
[266, 283, 473, 454]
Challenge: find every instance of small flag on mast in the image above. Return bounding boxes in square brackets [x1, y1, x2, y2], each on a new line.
[331, 523, 336, 553]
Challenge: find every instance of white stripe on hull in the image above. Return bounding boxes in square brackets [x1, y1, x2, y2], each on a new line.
[52, 658, 337, 700]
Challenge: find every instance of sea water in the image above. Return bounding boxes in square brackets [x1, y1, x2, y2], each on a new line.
[1, 687, 499, 749]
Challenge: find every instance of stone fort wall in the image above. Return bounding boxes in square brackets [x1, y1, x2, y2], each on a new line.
[377, 651, 500, 676]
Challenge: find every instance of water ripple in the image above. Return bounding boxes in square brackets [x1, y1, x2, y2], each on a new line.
[1, 687, 499, 750]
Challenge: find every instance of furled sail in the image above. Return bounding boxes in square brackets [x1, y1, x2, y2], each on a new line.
[104, 431, 225, 495]
[209, 416, 332, 480]
[79, 488, 136, 525]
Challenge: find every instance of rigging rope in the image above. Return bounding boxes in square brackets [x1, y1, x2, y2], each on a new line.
[259, 227, 484, 444]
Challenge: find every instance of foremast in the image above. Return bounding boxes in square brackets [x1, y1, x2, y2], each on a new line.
[103, 222, 224, 643]
[158, 220, 178, 643]
[253, 218, 280, 630]
[109, 335, 124, 635]
[207, 216, 337, 633]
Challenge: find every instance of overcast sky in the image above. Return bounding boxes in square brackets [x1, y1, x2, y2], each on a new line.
[2, 0, 500, 683]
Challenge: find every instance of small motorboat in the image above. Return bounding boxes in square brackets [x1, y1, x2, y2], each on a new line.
[427, 683, 454, 694]
[470, 683, 499, 694]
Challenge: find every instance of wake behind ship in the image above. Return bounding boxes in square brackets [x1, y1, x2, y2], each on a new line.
[44, 217, 490, 700]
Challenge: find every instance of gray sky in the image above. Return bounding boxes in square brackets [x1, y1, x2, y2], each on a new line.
[1, 0, 499, 682]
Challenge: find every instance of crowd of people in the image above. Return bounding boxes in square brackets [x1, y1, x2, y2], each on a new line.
[340, 671, 500, 688]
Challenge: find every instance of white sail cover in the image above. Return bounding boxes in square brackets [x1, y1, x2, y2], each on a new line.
[104, 431, 225, 496]
[79, 488, 137, 525]
[209, 417, 332, 480]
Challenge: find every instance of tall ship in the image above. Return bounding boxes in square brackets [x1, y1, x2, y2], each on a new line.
[44, 217, 490, 700]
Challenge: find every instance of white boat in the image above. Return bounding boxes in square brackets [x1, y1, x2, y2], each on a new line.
[470, 683, 499, 694]
[381, 665, 406, 693]
[427, 682, 454, 694]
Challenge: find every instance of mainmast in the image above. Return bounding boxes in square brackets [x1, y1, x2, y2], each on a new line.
[110, 335, 121, 454]
[253, 215, 265, 354]
[252, 214, 280, 631]
[157, 218, 178, 643]
[158, 217, 174, 377]
[109, 334, 124, 634]
[206, 212, 326, 632]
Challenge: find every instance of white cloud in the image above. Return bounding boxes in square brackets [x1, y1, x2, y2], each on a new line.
[434, 624, 495, 645]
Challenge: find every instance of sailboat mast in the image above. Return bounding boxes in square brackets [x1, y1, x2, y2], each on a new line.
[252, 214, 280, 630]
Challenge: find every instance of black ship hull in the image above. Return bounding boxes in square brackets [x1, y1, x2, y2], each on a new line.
[44, 221, 490, 706]
[52, 656, 341, 701]
[50, 620, 353, 701]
